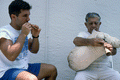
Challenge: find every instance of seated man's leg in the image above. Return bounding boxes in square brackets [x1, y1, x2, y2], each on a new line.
[1, 68, 38, 80]
[37, 63, 57, 80]
[18, 63, 57, 80]
[74, 70, 97, 80]
[1, 63, 57, 80]
[16, 71, 38, 80]
[99, 68, 120, 80]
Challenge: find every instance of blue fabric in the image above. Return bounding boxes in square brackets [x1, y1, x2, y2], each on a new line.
[0, 63, 41, 80]
[15, 36, 28, 60]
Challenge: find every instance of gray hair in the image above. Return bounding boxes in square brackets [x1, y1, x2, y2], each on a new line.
[85, 12, 101, 22]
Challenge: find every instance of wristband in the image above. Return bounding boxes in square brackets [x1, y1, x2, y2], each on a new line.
[32, 35, 39, 38]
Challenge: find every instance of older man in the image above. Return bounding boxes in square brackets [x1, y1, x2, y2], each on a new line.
[73, 12, 120, 80]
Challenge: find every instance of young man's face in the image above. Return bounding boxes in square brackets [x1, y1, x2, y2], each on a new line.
[15, 9, 30, 30]
[85, 17, 101, 34]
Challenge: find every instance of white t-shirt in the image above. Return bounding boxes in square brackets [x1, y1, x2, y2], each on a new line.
[77, 31, 113, 68]
[0, 24, 32, 78]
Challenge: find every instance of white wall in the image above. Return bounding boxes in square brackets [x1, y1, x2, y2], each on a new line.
[0, 0, 120, 80]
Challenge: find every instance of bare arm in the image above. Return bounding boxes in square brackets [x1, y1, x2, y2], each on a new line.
[0, 23, 32, 61]
[28, 24, 41, 53]
[74, 37, 117, 55]
[0, 33, 26, 61]
[73, 37, 104, 46]
[28, 38, 39, 53]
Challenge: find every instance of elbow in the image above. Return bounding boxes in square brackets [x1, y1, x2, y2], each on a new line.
[73, 38, 77, 45]
[9, 59, 15, 61]
[8, 56, 16, 61]
[32, 52, 38, 54]
[73, 40, 76, 45]
[30, 49, 39, 54]
[73, 37, 79, 46]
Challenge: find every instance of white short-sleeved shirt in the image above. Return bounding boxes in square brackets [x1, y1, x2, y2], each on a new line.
[0, 24, 32, 78]
[77, 31, 113, 68]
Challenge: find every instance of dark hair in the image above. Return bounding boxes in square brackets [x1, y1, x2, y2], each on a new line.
[85, 12, 101, 22]
[8, 0, 32, 18]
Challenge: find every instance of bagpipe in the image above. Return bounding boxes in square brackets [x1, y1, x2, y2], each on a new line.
[67, 30, 120, 71]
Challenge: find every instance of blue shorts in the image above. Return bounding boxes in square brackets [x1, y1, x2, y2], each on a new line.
[0, 63, 41, 80]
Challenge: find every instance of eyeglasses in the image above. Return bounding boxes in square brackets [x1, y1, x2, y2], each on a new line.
[88, 22, 100, 25]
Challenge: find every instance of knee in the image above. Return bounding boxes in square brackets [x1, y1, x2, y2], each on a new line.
[16, 75, 38, 80]
[16, 71, 38, 80]
[27, 75, 38, 80]
[49, 64, 57, 75]
[51, 65, 57, 73]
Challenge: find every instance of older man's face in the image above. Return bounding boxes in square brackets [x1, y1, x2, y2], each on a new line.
[85, 17, 101, 34]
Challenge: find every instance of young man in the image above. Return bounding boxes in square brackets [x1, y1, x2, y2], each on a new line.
[73, 12, 120, 80]
[0, 0, 57, 80]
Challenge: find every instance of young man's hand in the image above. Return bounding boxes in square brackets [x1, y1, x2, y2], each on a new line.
[31, 24, 41, 37]
[21, 23, 32, 36]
